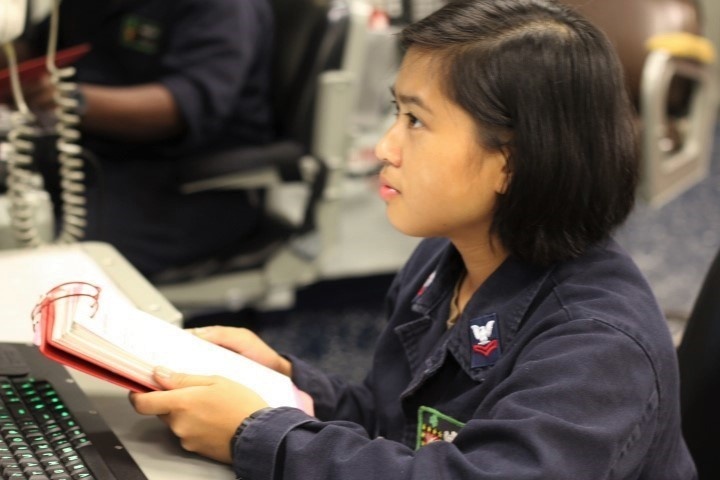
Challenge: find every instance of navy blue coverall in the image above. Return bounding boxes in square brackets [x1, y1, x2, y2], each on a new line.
[233, 237, 696, 480]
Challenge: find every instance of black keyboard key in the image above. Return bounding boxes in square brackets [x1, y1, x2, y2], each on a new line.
[42, 458, 63, 469]
[18, 457, 42, 468]
[2, 464, 22, 476]
[57, 447, 77, 461]
[50, 474, 73, 480]
[24, 465, 48, 475]
[48, 469, 72, 480]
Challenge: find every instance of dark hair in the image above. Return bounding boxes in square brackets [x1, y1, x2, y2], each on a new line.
[400, 0, 639, 266]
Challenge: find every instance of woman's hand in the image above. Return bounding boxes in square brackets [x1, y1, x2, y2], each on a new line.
[22, 74, 57, 112]
[130, 368, 269, 464]
[189, 326, 292, 377]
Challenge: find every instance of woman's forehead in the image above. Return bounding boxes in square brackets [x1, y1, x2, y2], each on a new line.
[395, 50, 446, 96]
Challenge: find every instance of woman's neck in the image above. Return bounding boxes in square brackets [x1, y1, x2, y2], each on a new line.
[452, 235, 509, 313]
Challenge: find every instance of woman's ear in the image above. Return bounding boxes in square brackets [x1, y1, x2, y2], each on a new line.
[494, 149, 511, 195]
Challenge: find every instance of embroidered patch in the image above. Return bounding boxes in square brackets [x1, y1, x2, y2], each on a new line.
[415, 271, 436, 298]
[120, 15, 162, 54]
[469, 313, 501, 368]
[416, 406, 465, 449]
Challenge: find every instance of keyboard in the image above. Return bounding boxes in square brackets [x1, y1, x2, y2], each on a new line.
[0, 343, 147, 480]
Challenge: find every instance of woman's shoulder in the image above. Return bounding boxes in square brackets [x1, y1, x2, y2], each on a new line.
[548, 239, 676, 363]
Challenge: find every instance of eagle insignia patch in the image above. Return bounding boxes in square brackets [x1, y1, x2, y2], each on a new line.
[469, 313, 501, 368]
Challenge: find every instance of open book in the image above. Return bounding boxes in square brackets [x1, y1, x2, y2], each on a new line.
[31, 282, 312, 413]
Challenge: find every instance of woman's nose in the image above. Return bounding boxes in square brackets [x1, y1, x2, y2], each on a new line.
[374, 122, 401, 167]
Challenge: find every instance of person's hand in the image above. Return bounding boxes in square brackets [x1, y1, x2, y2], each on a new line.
[189, 326, 292, 377]
[130, 368, 269, 464]
[22, 73, 57, 112]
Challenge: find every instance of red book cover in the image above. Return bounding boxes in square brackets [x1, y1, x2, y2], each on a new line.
[0, 43, 91, 98]
[32, 281, 153, 393]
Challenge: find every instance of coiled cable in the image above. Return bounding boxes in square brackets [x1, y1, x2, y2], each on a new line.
[46, 0, 86, 244]
[2, 42, 43, 247]
[2, 0, 87, 247]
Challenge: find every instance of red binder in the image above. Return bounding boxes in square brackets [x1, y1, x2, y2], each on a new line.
[30, 281, 314, 414]
[0, 43, 91, 98]
[31, 281, 154, 393]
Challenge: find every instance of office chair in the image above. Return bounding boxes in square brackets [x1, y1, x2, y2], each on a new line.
[562, 0, 718, 207]
[153, 0, 418, 315]
[154, 0, 351, 282]
[676, 243, 720, 479]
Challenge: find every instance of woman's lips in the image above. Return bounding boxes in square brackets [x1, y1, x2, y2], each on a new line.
[379, 184, 400, 201]
[378, 176, 400, 201]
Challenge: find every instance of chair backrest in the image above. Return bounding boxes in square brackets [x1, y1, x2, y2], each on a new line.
[677, 245, 720, 479]
[270, 0, 349, 150]
[177, 0, 350, 186]
[561, 0, 716, 206]
[561, 0, 702, 108]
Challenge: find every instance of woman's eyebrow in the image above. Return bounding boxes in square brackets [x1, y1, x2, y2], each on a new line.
[390, 86, 434, 114]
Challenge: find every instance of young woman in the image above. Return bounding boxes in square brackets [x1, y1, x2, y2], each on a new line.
[131, 1, 696, 478]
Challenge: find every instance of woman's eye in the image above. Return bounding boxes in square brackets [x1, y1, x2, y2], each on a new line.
[405, 113, 423, 128]
[390, 100, 423, 128]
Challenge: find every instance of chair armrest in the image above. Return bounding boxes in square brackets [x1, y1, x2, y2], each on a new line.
[178, 140, 305, 194]
[639, 44, 718, 206]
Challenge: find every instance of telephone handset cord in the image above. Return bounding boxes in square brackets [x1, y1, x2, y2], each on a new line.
[2, 42, 43, 247]
[47, 0, 87, 244]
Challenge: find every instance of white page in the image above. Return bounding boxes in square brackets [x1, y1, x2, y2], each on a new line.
[1, 246, 137, 342]
[69, 295, 299, 409]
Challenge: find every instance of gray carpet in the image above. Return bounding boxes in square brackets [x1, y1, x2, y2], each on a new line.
[616, 126, 720, 320]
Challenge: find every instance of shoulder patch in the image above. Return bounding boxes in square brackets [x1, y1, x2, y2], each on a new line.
[120, 15, 162, 54]
[416, 406, 465, 449]
[469, 313, 502, 368]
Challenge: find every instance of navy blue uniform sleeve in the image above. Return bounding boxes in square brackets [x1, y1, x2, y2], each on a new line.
[159, 0, 272, 150]
[287, 356, 376, 429]
[232, 320, 687, 480]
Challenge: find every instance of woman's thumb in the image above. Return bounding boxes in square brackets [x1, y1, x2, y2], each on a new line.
[153, 366, 178, 389]
[152, 366, 215, 390]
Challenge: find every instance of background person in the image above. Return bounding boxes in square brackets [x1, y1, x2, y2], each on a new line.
[12, 0, 275, 277]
